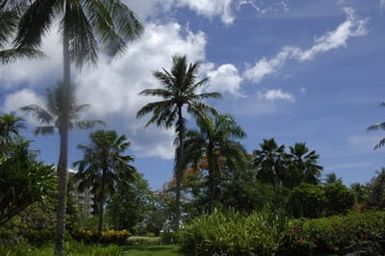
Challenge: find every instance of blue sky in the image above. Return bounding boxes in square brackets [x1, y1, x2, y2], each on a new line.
[1, 0, 385, 189]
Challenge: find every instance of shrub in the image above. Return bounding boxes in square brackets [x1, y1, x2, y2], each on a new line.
[179, 210, 287, 255]
[286, 183, 327, 218]
[324, 182, 354, 215]
[72, 229, 129, 245]
[180, 210, 385, 255]
[282, 211, 385, 255]
[160, 230, 179, 244]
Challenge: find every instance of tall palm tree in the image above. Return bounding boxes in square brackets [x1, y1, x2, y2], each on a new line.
[0, 112, 25, 145]
[285, 143, 322, 188]
[21, 82, 104, 136]
[0, 0, 43, 63]
[183, 113, 248, 213]
[254, 138, 286, 188]
[137, 55, 221, 229]
[14, 2, 142, 252]
[73, 130, 136, 235]
[368, 102, 385, 150]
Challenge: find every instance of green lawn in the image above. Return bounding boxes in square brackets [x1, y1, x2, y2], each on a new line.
[0, 243, 183, 256]
[123, 245, 182, 256]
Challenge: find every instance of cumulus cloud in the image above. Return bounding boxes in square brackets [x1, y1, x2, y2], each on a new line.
[1, 22, 209, 159]
[177, 0, 235, 24]
[202, 63, 243, 96]
[124, 0, 235, 24]
[0, 25, 62, 88]
[2, 89, 46, 126]
[244, 7, 368, 83]
[257, 89, 295, 103]
[2, 88, 44, 113]
[73, 22, 207, 159]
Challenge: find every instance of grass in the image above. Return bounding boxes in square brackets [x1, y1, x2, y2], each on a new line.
[0, 242, 182, 256]
[123, 245, 181, 256]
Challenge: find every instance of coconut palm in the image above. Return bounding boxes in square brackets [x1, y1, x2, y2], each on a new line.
[285, 143, 322, 188]
[368, 102, 385, 150]
[0, 0, 44, 63]
[137, 55, 221, 229]
[0, 112, 25, 145]
[21, 82, 104, 136]
[254, 138, 286, 188]
[73, 130, 136, 235]
[183, 113, 248, 213]
[14, 1, 142, 254]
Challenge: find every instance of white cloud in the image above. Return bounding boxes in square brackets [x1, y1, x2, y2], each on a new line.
[124, 0, 235, 24]
[257, 89, 295, 103]
[1, 22, 208, 160]
[2, 89, 44, 113]
[203, 63, 243, 96]
[244, 7, 368, 83]
[73, 22, 207, 159]
[2, 89, 45, 126]
[0, 24, 62, 88]
[177, 0, 235, 24]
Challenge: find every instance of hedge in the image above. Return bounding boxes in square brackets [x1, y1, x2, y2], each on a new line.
[180, 211, 385, 255]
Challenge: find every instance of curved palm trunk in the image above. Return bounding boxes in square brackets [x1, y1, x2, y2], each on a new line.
[55, 25, 70, 256]
[98, 168, 107, 235]
[174, 106, 184, 230]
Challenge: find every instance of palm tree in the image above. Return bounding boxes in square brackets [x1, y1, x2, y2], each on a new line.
[0, 112, 25, 145]
[137, 55, 221, 229]
[368, 102, 385, 150]
[0, 0, 43, 63]
[21, 82, 104, 136]
[183, 113, 248, 213]
[254, 138, 286, 188]
[285, 143, 322, 188]
[14, 1, 142, 254]
[73, 130, 136, 235]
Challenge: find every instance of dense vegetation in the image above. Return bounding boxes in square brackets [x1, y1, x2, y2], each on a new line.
[2, 1, 385, 255]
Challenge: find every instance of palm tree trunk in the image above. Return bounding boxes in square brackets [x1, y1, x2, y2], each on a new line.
[174, 106, 184, 230]
[98, 168, 106, 236]
[207, 145, 215, 214]
[54, 22, 70, 256]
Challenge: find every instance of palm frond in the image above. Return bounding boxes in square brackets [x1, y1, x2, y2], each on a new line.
[63, 1, 98, 67]
[34, 126, 55, 136]
[14, 0, 57, 49]
[0, 47, 45, 64]
[73, 120, 105, 130]
[20, 104, 54, 124]
[368, 122, 385, 131]
[0, 9, 17, 47]
[374, 137, 385, 150]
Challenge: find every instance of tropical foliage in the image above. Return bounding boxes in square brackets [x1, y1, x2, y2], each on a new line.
[0, 140, 56, 225]
[183, 113, 248, 213]
[73, 130, 137, 234]
[0, 0, 43, 63]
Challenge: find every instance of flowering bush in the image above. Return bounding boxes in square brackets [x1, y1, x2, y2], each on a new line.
[72, 229, 129, 245]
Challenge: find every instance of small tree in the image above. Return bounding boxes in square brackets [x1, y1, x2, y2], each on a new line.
[0, 140, 56, 225]
[324, 182, 354, 215]
[286, 183, 326, 218]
